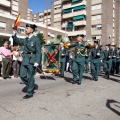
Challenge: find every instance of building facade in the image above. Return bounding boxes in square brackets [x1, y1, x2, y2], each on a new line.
[33, 0, 120, 46]
[0, 0, 66, 46]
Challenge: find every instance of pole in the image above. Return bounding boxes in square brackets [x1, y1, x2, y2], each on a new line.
[46, 0, 48, 44]
[64, 21, 67, 43]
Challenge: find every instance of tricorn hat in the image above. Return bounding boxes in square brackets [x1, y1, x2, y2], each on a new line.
[26, 23, 37, 31]
[77, 34, 85, 38]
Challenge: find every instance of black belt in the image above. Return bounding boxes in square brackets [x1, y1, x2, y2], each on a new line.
[24, 51, 36, 54]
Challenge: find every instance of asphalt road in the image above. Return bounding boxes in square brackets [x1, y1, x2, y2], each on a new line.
[0, 72, 120, 120]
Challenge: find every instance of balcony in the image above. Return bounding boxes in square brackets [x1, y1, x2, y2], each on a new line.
[91, 9, 102, 15]
[44, 15, 51, 19]
[91, 30, 102, 35]
[62, 1, 86, 10]
[54, 0, 61, 5]
[12, 5, 18, 11]
[54, 17, 61, 22]
[62, 10, 86, 19]
[62, 20, 86, 28]
[54, 9, 61, 14]
[0, 0, 10, 7]
[91, 0, 102, 5]
[0, 9, 10, 14]
[91, 19, 102, 25]
[68, 30, 86, 36]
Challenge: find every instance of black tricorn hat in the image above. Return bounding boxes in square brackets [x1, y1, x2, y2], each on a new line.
[77, 34, 84, 38]
[26, 23, 37, 31]
[94, 40, 99, 44]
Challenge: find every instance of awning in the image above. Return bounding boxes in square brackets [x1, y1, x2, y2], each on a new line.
[63, 8, 72, 13]
[73, 15, 85, 20]
[73, 5, 85, 11]
[72, 0, 79, 3]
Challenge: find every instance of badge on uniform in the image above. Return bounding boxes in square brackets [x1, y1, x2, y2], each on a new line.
[31, 42, 34, 46]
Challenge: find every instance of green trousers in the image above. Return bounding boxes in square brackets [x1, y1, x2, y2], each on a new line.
[72, 61, 85, 83]
[20, 64, 35, 96]
[103, 61, 112, 78]
[91, 62, 100, 80]
[60, 62, 65, 77]
[2, 58, 10, 78]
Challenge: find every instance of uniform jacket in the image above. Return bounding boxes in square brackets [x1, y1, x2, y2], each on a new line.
[12, 35, 41, 65]
[69, 42, 88, 63]
[91, 46, 102, 63]
[60, 48, 68, 63]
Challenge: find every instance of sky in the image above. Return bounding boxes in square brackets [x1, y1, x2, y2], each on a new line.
[28, 0, 54, 14]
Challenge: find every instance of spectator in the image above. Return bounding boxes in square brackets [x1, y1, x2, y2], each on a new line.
[0, 47, 2, 77]
[1, 41, 13, 79]
[12, 46, 20, 78]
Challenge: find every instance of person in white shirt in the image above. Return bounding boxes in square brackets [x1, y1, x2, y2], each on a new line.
[12, 46, 20, 78]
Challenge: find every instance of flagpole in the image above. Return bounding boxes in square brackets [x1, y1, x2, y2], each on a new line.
[46, 0, 48, 44]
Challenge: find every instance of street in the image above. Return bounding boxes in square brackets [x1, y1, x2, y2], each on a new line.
[0, 72, 120, 120]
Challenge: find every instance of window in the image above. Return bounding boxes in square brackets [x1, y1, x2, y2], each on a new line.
[91, 4, 101, 10]
[54, 21, 61, 26]
[18, 27, 25, 34]
[54, 5, 61, 10]
[92, 25, 102, 30]
[54, 14, 61, 18]
[0, 22, 6, 30]
[92, 15, 101, 20]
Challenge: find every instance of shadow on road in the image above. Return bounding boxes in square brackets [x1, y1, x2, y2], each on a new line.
[109, 77, 120, 83]
[106, 99, 120, 116]
[22, 84, 38, 93]
[40, 76, 56, 80]
[64, 76, 73, 83]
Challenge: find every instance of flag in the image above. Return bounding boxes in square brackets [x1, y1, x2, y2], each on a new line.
[13, 13, 20, 30]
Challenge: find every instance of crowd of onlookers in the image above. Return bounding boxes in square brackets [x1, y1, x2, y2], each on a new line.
[0, 41, 23, 79]
[0, 41, 76, 79]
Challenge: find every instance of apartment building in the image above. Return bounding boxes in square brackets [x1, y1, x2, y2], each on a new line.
[48, 0, 119, 46]
[33, 9, 51, 26]
[0, 0, 66, 46]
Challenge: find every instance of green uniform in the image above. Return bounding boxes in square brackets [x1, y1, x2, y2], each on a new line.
[12, 35, 41, 96]
[116, 50, 120, 74]
[111, 49, 116, 75]
[69, 42, 88, 84]
[91, 46, 102, 81]
[103, 49, 112, 79]
[60, 48, 67, 77]
[85, 50, 90, 73]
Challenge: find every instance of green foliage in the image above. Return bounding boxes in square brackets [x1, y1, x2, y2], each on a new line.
[37, 33, 45, 45]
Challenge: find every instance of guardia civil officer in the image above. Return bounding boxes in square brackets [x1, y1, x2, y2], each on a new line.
[91, 41, 102, 81]
[64, 34, 89, 85]
[12, 24, 41, 99]
[59, 42, 68, 77]
[103, 44, 112, 79]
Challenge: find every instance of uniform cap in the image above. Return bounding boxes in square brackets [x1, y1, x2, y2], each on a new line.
[26, 24, 37, 31]
[77, 34, 84, 38]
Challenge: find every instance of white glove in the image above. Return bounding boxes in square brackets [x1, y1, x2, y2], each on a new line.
[12, 30, 17, 36]
[97, 53, 100, 55]
[101, 60, 102, 62]
[34, 62, 39, 67]
[62, 54, 65, 56]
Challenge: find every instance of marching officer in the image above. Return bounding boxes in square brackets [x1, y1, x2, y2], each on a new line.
[84, 48, 90, 73]
[103, 44, 112, 79]
[59, 42, 68, 77]
[116, 47, 120, 74]
[91, 41, 102, 81]
[110, 44, 116, 75]
[64, 34, 89, 85]
[12, 23, 41, 99]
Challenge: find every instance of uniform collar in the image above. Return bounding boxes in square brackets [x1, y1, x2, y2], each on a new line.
[28, 34, 34, 39]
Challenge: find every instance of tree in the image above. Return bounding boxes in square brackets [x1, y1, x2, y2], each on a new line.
[37, 33, 46, 45]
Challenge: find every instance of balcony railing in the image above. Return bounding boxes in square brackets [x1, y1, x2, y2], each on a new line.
[91, 0, 102, 5]
[91, 30, 102, 35]
[67, 30, 86, 36]
[62, 10, 86, 19]
[0, 0, 10, 7]
[62, 1, 86, 10]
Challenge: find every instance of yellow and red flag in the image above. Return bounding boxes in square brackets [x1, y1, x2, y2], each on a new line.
[13, 13, 20, 30]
